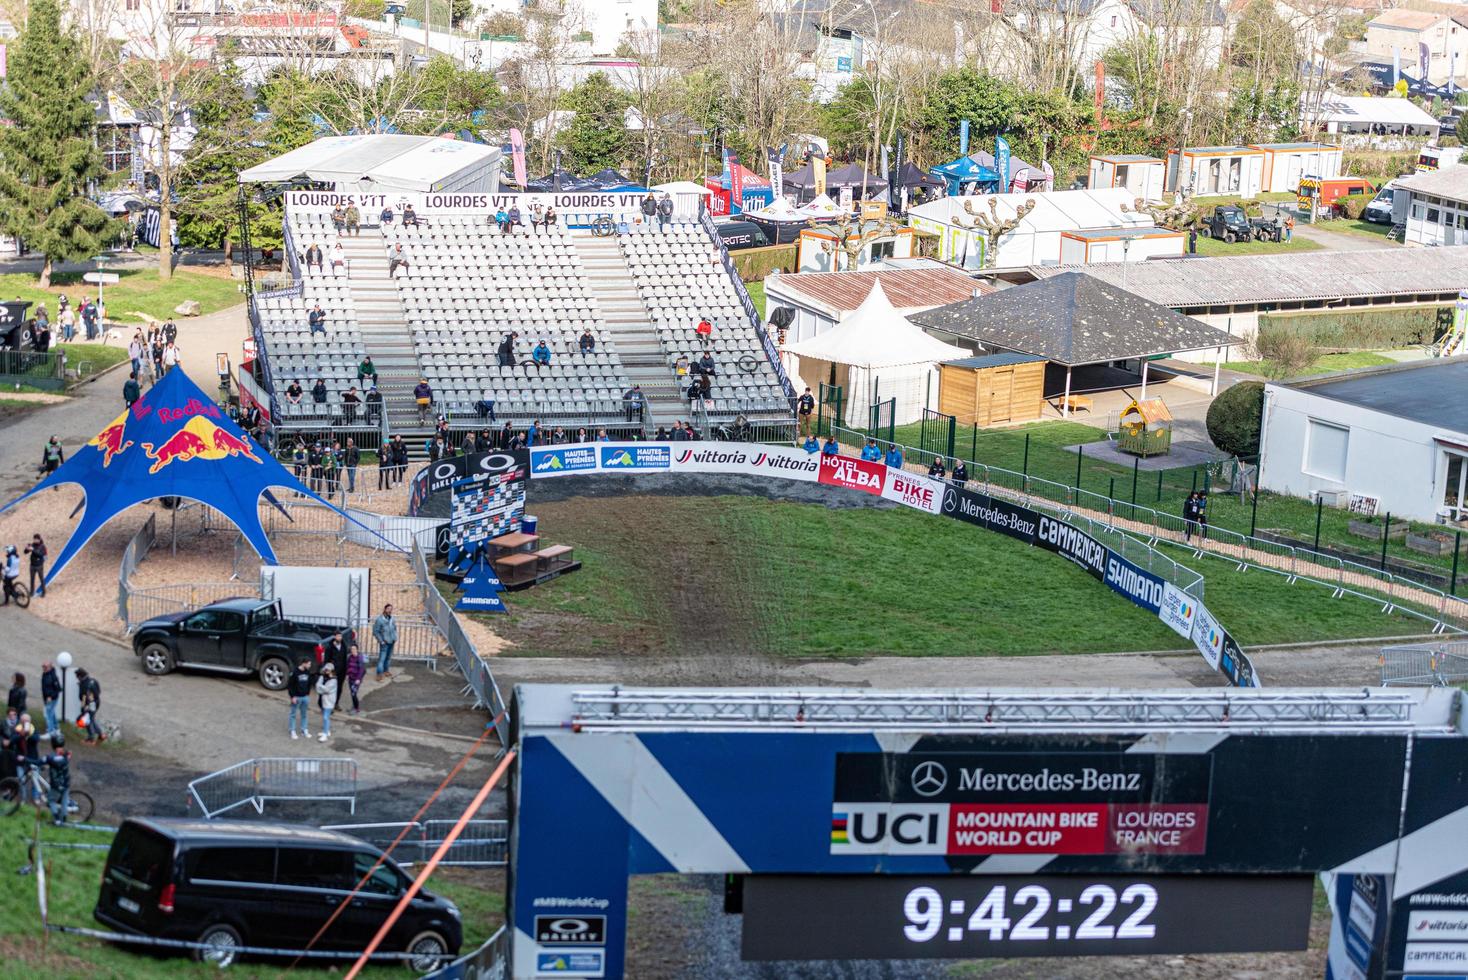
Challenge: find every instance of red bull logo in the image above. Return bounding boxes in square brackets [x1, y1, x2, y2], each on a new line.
[86, 410, 134, 468]
[141, 416, 262, 474]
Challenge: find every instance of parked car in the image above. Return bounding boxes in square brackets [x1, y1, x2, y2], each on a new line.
[95, 818, 462, 970]
[713, 219, 773, 251]
[1363, 181, 1399, 224]
[131, 598, 341, 690]
[1196, 205, 1253, 243]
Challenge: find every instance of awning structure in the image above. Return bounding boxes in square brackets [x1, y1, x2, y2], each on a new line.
[783, 280, 969, 369]
[238, 134, 501, 193]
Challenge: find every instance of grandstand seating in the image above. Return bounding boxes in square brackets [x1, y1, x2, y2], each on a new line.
[255, 275, 368, 425]
[381, 217, 635, 422]
[619, 227, 790, 417]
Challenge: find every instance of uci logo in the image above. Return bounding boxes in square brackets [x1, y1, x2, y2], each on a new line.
[911, 761, 948, 797]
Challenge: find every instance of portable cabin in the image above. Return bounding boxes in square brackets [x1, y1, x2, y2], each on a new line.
[1088, 155, 1166, 202]
[1058, 226, 1186, 265]
[937, 353, 1047, 427]
[1165, 146, 1264, 198]
[1116, 397, 1174, 457]
[1251, 143, 1342, 193]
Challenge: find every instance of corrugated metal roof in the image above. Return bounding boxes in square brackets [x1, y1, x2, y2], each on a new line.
[944, 352, 1047, 369]
[1394, 165, 1468, 203]
[769, 268, 989, 314]
[1027, 246, 1468, 307]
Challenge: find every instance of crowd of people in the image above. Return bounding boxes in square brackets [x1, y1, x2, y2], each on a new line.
[288, 435, 373, 495]
[284, 605, 398, 742]
[3, 663, 101, 825]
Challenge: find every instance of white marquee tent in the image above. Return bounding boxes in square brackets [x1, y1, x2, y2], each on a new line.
[239, 134, 503, 193]
[782, 280, 968, 426]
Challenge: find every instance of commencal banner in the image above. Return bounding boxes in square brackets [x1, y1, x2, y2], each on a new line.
[435, 441, 1259, 686]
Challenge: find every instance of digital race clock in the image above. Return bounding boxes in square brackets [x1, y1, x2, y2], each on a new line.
[740, 874, 1314, 961]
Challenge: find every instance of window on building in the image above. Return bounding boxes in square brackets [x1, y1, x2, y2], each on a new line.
[1428, 208, 1440, 223]
[1445, 453, 1467, 516]
[1304, 419, 1349, 483]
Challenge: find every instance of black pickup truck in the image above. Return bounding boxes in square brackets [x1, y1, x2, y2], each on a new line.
[132, 598, 341, 691]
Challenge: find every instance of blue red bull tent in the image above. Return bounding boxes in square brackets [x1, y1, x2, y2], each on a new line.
[0, 369, 376, 585]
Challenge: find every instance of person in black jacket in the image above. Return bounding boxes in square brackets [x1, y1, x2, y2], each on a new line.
[323, 631, 349, 708]
[40, 662, 59, 736]
[342, 438, 361, 493]
[74, 668, 102, 744]
[497, 331, 518, 367]
[928, 456, 947, 480]
[952, 459, 968, 489]
[24, 534, 46, 597]
[286, 658, 315, 739]
[392, 436, 410, 484]
[6, 672, 25, 716]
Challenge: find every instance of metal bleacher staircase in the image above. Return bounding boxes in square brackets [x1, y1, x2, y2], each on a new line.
[335, 230, 428, 443]
[572, 232, 687, 427]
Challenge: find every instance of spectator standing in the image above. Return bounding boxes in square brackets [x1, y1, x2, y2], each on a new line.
[320, 444, 339, 495]
[315, 665, 337, 741]
[657, 194, 674, 231]
[308, 303, 327, 336]
[24, 535, 46, 597]
[640, 192, 657, 226]
[952, 459, 968, 488]
[342, 437, 361, 492]
[372, 604, 397, 677]
[27, 732, 70, 826]
[342, 387, 361, 426]
[162, 341, 180, 375]
[797, 387, 815, 436]
[392, 435, 410, 484]
[821, 435, 839, 456]
[127, 333, 144, 375]
[150, 337, 163, 379]
[75, 668, 103, 744]
[1196, 493, 1210, 540]
[307, 440, 324, 492]
[41, 436, 64, 477]
[345, 645, 366, 714]
[323, 630, 349, 707]
[497, 331, 518, 367]
[576, 426, 589, 443]
[6, 672, 24, 715]
[80, 296, 98, 340]
[123, 372, 141, 408]
[344, 203, 360, 236]
[287, 658, 314, 739]
[884, 444, 903, 468]
[40, 662, 59, 736]
[928, 456, 947, 479]
[860, 438, 882, 461]
[1183, 492, 1199, 542]
[414, 379, 433, 423]
[803, 434, 820, 454]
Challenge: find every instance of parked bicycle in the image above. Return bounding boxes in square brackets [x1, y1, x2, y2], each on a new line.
[0, 761, 93, 822]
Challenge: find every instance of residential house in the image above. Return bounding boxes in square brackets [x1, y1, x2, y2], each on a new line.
[1391, 165, 1468, 246]
[1364, 9, 1468, 86]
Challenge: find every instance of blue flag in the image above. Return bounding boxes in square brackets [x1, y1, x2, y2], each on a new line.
[996, 135, 1012, 194]
[959, 119, 971, 156]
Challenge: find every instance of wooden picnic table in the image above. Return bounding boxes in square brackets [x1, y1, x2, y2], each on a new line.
[1056, 394, 1093, 414]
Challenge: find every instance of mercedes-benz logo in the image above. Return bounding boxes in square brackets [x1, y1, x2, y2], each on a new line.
[911, 760, 947, 797]
[942, 488, 957, 513]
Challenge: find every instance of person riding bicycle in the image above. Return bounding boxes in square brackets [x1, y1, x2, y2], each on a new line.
[1, 545, 21, 605]
[23, 730, 71, 826]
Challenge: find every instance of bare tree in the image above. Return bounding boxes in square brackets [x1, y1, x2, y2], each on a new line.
[500, 15, 577, 172]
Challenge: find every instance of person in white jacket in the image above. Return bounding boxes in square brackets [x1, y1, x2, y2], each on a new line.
[315, 664, 338, 742]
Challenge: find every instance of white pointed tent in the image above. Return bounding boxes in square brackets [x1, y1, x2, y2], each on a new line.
[782, 281, 969, 426]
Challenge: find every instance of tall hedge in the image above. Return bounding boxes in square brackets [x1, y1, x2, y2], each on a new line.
[1206, 381, 1265, 459]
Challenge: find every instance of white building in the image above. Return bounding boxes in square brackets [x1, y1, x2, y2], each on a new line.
[1363, 9, 1468, 86]
[1088, 154, 1165, 201]
[1166, 146, 1264, 198]
[1253, 142, 1342, 193]
[1392, 166, 1468, 247]
[764, 261, 989, 347]
[906, 188, 1181, 270]
[1259, 358, 1468, 524]
[1303, 94, 1441, 138]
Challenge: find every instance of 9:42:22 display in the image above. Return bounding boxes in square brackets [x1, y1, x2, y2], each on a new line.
[905, 880, 1154, 945]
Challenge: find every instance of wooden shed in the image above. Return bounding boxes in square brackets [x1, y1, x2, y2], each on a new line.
[1117, 397, 1174, 457]
[938, 353, 1046, 426]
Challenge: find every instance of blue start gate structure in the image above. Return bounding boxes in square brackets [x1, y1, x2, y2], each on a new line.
[506, 685, 1468, 980]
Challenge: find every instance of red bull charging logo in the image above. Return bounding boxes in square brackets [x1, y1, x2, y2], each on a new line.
[141, 415, 262, 474]
[86, 410, 134, 468]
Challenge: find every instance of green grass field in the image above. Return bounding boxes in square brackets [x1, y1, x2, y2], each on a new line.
[0, 819, 502, 979]
[64, 342, 131, 379]
[864, 418, 1468, 581]
[1220, 351, 1397, 377]
[1328, 218, 1396, 241]
[745, 279, 766, 318]
[484, 494, 1427, 658]
[1193, 234, 1324, 257]
[0, 268, 242, 324]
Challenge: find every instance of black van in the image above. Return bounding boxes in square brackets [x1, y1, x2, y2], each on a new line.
[714, 219, 772, 251]
[94, 818, 463, 970]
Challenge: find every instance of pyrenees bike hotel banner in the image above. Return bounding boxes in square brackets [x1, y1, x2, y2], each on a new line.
[514, 441, 1258, 687]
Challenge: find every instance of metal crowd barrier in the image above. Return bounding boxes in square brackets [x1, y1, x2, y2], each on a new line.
[322, 819, 508, 867]
[1381, 642, 1468, 686]
[186, 757, 358, 819]
[422, 926, 509, 980]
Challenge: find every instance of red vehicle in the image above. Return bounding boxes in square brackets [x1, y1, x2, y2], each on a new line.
[1299, 176, 1374, 208]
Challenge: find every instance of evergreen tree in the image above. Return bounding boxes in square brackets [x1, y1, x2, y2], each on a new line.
[0, 0, 116, 286]
[559, 73, 630, 173]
